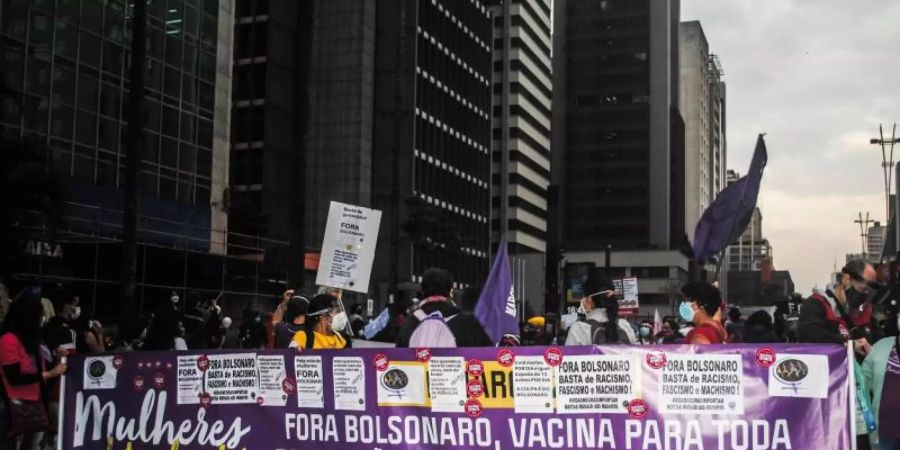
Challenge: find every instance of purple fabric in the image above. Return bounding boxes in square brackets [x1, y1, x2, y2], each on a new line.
[474, 241, 519, 343]
[693, 135, 768, 261]
[59, 344, 851, 450]
[880, 344, 900, 439]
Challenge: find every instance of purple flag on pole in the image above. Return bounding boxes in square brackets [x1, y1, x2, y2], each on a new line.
[693, 135, 768, 261]
[474, 240, 519, 343]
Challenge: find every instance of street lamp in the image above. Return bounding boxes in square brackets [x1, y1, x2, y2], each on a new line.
[871, 124, 900, 226]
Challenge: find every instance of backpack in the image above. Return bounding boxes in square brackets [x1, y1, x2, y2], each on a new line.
[586, 319, 618, 345]
[408, 309, 457, 348]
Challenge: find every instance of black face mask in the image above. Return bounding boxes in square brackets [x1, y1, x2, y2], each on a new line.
[844, 285, 872, 308]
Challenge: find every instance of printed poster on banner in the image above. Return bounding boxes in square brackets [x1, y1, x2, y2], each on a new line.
[316, 201, 382, 293]
[176, 355, 202, 404]
[768, 353, 829, 399]
[332, 356, 366, 411]
[557, 354, 637, 414]
[295, 355, 324, 408]
[658, 353, 745, 415]
[512, 356, 555, 413]
[82, 356, 118, 390]
[427, 356, 467, 413]
[204, 353, 259, 404]
[377, 361, 429, 407]
[256, 355, 288, 406]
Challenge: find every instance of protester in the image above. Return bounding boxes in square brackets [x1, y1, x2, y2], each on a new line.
[209, 317, 231, 349]
[39, 317, 74, 450]
[348, 304, 366, 337]
[240, 309, 268, 349]
[743, 310, 780, 343]
[655, 317, 685, 344]
[799, 261, 874, 357]
[725, 307, 745, 343]
[291, 294, 352, 350]
[395, 268, 492, 348]
[637, 319, 655, 345]
[680, 282, 727, 344]
[0, 295, 67, 450]
[82, 319, 106, 353]
[566, 269, 635, 345]
[273, 295, 309, 348]
[142, 296, 183, 351]
[862, 333, 900, 449]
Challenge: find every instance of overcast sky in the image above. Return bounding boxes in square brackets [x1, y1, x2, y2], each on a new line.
[681, 1, 900, 293]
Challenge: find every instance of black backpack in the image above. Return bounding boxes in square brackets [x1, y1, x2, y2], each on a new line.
[586, 319, 619, 344]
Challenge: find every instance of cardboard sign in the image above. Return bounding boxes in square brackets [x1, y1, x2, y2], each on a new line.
[613, 278, 639, 313]
[316, 202, 382, 293]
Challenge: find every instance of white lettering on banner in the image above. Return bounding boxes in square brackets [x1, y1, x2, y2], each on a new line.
[340, 414, 492, 447]
[508, 418, 615, 448]
[284, 413, 339, 442]
[72, 390, 250, 449]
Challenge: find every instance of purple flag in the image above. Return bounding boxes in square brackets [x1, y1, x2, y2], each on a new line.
[693, 135, 768, 261]
[474, 240, 519, 343]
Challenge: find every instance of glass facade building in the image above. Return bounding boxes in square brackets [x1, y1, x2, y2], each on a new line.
[1, 0, 223, 244]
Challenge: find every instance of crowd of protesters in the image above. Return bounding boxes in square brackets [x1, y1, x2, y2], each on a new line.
[3, 257, 900, 448]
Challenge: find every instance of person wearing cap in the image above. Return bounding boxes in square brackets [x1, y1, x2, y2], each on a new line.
[290, 294, 352, 350]
[273, 295, 310, 348]
[798, 260, 876, 355]
[566, 268, 636, 346]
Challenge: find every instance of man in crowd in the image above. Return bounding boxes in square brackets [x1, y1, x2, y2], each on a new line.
[395, 268, 492, 348]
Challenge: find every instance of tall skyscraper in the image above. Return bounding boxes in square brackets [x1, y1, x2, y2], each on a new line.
[1, 0, 236, 313]
[229, 0, 312, 287]
[868, 221, 885, 260]
[488, 0, 552, 316]
[371, 0, 494, 298]
[552, 0, 688, 312]
[679, 20, 725, 242]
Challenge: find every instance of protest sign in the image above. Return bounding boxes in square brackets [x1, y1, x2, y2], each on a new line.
[614, 277, 640, 315]
[316, 202, 382, 293]
[61, 344, 852, 450]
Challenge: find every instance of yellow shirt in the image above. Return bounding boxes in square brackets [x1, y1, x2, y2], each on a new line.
[291, 330, 348, 349]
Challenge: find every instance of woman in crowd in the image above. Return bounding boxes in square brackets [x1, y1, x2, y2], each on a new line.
[637, 319, 655, 345]
[680, 282, 727, 344]
[655, 317, 685, 344]
[290, 294, 352, 350]
[0, 296, 67, 450]
[566, 269, 636, 345]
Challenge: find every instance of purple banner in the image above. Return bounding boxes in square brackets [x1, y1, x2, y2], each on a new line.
[60, 344, 851, 450]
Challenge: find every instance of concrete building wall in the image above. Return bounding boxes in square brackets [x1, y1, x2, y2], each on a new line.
[211, 0, 235, 255]
[678, 21, 710, 245]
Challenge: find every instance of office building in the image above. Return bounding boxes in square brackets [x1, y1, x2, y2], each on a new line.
[868, 221, 885, 261]
[1, 0, 242, 314]
[551, 0, 688, 313]
[679, 20, 726, 242]
[371, 0, 494, 298]
[488, 0, 552, 315]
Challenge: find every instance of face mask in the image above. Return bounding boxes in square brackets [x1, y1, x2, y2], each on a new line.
[71, 306, 81, 320]
[331, 312, 349, 332]
[679, 302, 696, 323]
[640, 327, 651, 337]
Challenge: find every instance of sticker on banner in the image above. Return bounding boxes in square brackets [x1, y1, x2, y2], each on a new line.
[497, 348, 515, 367]
[133, 375, 145, 391]
[544, 347, 563, 367]
[153, 373, 165, 389]
[768, 354, 828, 399]
[416, 348, 432, 363]
[467, 359, 484, 377]
[374, 354, 389, 372]
[112, 355, 124, 370]
[199, 392, 212, 408]
[465, 398, 483, 417]
[646, 350, 667, 369]
[467, 379, 484, 398]
[83, 356, 118, 389]
[756, 347, 777, 368]
[197, 354, 210, 371]
[627, 399, 649, 418]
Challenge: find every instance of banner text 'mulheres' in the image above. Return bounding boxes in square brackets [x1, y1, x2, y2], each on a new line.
[73, 390, 251, 449]
[284, 414, 493, 448]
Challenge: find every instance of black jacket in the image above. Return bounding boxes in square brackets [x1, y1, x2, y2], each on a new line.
[797, 295, 846, 344]
[395, 301, 493, 348]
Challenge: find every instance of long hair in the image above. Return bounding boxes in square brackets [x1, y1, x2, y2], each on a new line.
[601, 295, 620, 343]
[0, 294, 44, 355]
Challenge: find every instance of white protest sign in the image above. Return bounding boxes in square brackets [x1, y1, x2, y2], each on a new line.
[613, 277, 639, 311]
[316, 202, 382, 293]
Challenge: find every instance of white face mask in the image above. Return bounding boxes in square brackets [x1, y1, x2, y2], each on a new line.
[331, 312, 349, 333]
[70, 306, 81, 320]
